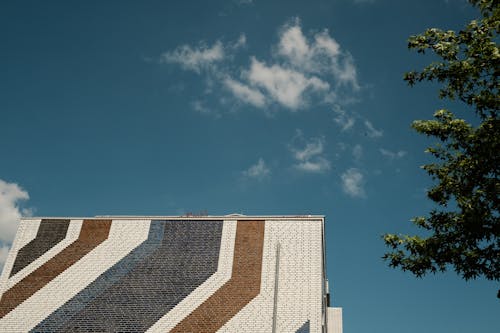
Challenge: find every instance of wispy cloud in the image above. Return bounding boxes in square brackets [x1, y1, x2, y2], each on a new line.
[161, 18, 360, 114]
[352, 144, 363, 161]
[294, 158, 331, 173]
[246, 57, 329, 110]
[191, 100, 214, 115]
[364, 120, 383, 138]
[380, 148, 407, 159]
[236, 0, 254, 5]
[276, 18, 359, 89]
[0, 179, 30, 244]
[160, 41, 225, 73]
[0, 179, 32, 268]
[332, 107, 384, 142]
[232, 33, 247, 49]
[0, 244, 9, 271]
[332, 105, 355, 131]
[290, 131, 331, 173]
[223, 77, 267, 108]
[341, 168, 365, 198]
[242, 158, 271, 180]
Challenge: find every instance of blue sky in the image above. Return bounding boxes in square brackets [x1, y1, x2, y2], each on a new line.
[1, 0, 498, 331]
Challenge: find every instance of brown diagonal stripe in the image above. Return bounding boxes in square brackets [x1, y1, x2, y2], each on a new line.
[0, 219, 112, 318]
[171, 220, 265, 333]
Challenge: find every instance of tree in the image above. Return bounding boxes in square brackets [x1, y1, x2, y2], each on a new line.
[383, 0, 499, 297]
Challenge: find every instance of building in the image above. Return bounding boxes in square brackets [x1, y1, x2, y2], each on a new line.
[0, 215, 342, 332]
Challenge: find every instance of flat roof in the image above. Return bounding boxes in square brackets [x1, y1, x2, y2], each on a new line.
[21, 214, 325, 221]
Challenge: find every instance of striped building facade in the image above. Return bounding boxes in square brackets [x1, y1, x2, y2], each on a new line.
[0, 215, 342, 333]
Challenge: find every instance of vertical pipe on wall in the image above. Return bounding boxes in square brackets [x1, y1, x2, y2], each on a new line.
[272, 242, 281, 333]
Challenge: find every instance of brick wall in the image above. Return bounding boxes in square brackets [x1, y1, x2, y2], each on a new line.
[0, 217, 327, 333]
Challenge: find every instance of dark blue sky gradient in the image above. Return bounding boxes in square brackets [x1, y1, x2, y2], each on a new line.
[1, 1, 498, 332]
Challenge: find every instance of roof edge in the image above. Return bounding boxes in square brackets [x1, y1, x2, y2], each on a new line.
[21, 215, 325, 221]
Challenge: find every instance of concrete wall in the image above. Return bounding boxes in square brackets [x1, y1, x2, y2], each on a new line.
[328, 307, 343, 333]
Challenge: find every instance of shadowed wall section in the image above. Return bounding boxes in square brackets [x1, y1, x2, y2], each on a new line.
[58, 220, 223, 333]
[296, 321, 310, 333]
[31, 220, 166, 332]
[171, 220, 265, 333]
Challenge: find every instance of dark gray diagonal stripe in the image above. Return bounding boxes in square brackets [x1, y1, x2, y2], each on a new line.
[31, 220, 165, 333]
[296, 320, 310, 333]
[10, 219, 70, 277]
[58, 220, 223, 333]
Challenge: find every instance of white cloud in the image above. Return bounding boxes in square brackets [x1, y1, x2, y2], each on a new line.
[290, 131, 331, 173]
[277, 23, 311, 68]
[232, 34, 247, 49]
[276, 19, 358, 89]
[242, 158, 271, 180]
[341, 168, 366, 198]
[380, 148, 407, 159]
[192, 100, 212, 115]
[0, 179, 30, 244]
[161, 18, 360, 113]
[223, 77, 266, 108]
[293, 139, 324, 161]
[247, 57, 329, 110]
[364, 120, 383, 138]
[314, 31, 341, 58]
[352, 144, 363, 161]
[333, 54, 359, 90]
[333, 106, 355, 131]
[294, 157, 331, 173]
[161, 41, 225, 73]
[0, 244, 9, 271]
